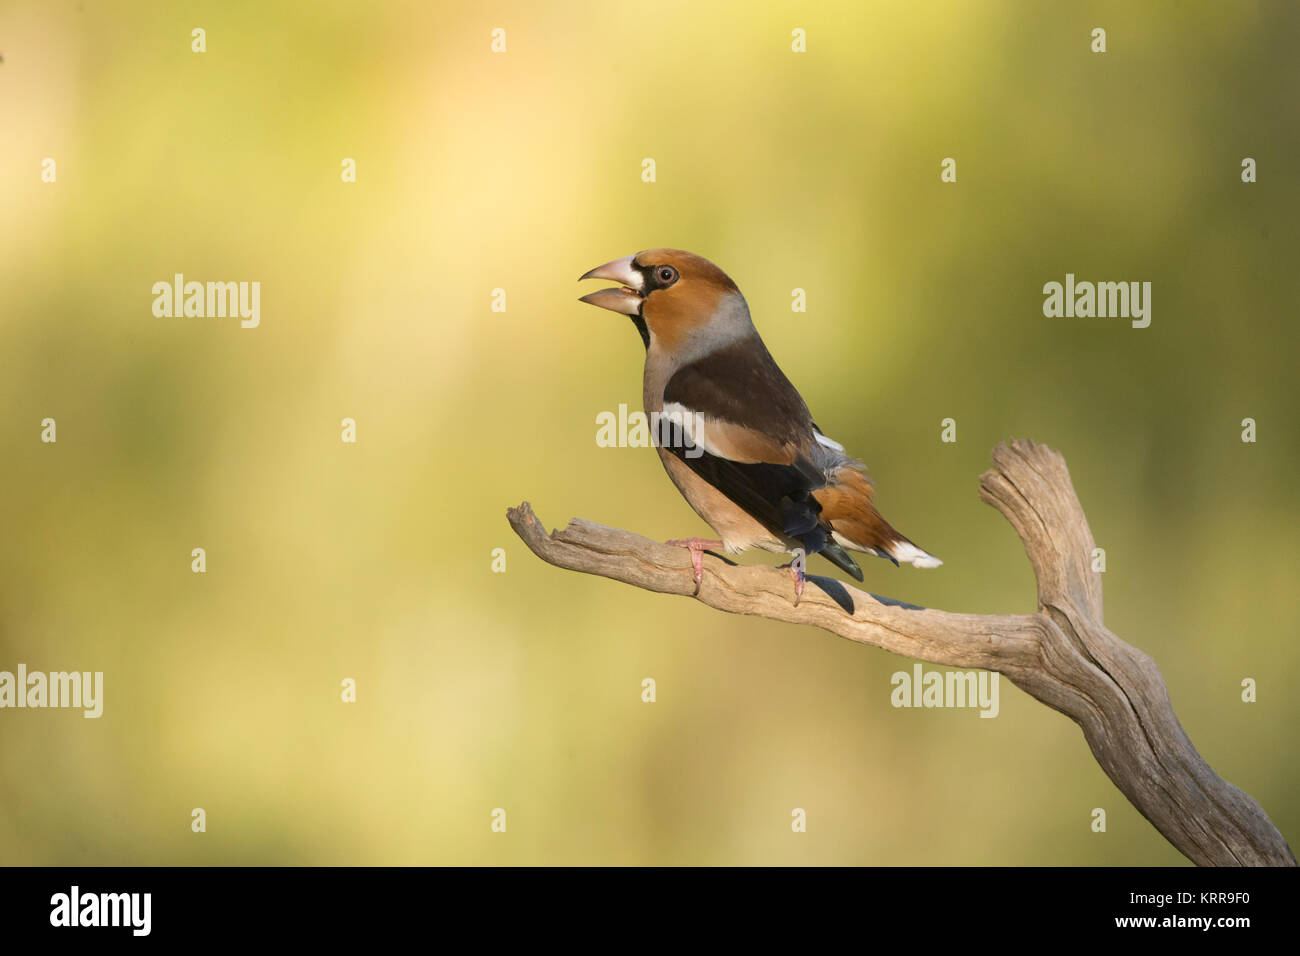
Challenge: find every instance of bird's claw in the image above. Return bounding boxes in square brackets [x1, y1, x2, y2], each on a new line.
[666, 538, 724, 596]
[778, 548, 807, 606]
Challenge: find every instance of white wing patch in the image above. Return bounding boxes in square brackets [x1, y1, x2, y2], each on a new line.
[814, 430, 844, 452]
[660, 401, 721, 458]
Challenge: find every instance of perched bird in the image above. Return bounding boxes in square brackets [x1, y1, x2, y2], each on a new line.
[578, 248, 940, 601]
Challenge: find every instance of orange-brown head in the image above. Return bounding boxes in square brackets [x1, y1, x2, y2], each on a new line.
[579, 249, 745, 352]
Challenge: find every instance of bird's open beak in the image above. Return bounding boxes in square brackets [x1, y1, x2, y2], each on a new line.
[578, 255, 644, 315]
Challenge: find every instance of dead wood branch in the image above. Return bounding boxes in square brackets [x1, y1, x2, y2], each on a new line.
[506, 439, 1294, 866]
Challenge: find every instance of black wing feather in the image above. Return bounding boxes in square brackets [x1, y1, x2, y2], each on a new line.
[661, 337, 864, 580]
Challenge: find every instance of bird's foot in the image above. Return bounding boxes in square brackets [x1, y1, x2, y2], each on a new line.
[777, 548, 808, 605]
[665, 538, 725, 595]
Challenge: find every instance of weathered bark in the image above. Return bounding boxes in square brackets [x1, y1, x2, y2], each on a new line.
[507, 439, 1295, 866]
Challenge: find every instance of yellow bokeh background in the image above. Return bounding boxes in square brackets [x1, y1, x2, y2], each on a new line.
[1, 0, 1296, 864]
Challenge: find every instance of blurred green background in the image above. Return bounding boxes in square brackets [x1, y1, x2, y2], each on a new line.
[1, 0, 1296, 865]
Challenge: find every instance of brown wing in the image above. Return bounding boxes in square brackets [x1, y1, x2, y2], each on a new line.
[661, 336, 863, 577]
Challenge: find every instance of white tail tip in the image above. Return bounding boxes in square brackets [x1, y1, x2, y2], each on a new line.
[890, 541, 943, 569]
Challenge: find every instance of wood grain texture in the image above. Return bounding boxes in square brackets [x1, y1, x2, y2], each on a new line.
[506, 439, 1295, 867]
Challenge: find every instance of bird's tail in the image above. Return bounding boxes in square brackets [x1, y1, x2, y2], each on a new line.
[813, 467, 942, 569]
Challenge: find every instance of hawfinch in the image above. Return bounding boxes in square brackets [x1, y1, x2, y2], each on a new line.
[579, 249, 940, 600]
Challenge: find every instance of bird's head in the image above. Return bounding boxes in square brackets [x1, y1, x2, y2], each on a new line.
[579, 249, 744, 351]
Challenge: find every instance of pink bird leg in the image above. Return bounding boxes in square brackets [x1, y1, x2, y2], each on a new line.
[665, 538, 724, 595]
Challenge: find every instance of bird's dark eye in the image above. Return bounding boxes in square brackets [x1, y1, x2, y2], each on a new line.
[656, 265, 678, 285]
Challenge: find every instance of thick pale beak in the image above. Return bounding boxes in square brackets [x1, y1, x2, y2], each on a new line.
[578, 255, 644, 316]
